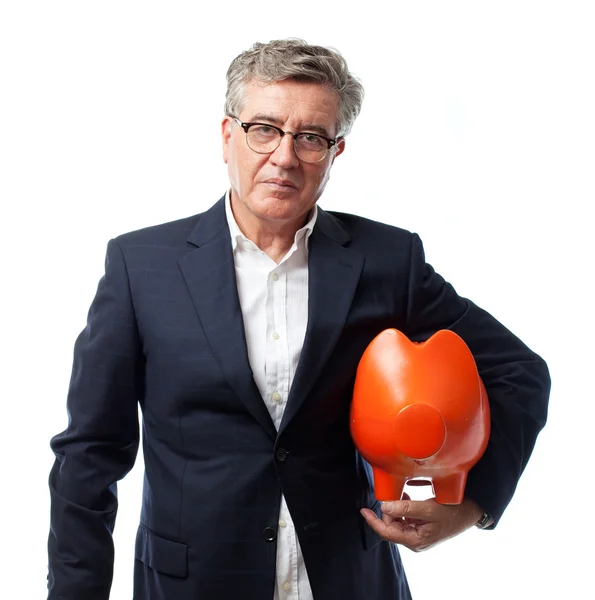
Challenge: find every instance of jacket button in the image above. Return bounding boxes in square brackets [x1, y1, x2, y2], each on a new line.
[263, 527, 277, 542]
[276, 448, 288, 462]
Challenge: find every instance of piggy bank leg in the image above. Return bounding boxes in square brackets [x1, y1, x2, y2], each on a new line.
[432, 471, 467, 505]
[372, 467, 407, 501]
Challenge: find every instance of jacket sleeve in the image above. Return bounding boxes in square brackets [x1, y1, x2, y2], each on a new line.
[403, 233, 550, 527]
[48, 238, 143, 599]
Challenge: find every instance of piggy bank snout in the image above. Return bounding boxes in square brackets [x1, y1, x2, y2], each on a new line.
[393, 403, 446, 459]
[351, 328, 490, 502]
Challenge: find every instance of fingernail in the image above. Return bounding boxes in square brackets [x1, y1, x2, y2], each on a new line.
[382, 501, 394, 512]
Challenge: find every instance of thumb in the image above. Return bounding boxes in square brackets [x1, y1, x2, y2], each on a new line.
[381, 500, 431, 520]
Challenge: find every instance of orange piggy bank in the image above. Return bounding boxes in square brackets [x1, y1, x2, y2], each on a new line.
[350, 329, 490, 504]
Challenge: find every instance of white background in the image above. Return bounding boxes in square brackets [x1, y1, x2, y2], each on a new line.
[1, 1, 593, 598]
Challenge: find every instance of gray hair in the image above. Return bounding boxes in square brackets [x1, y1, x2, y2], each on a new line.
[224, 38, 365, 138]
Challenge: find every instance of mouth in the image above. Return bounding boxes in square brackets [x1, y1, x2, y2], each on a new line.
[263, 179, 298, 191]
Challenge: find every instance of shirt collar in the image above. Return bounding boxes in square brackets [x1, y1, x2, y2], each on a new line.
[224, 189, 318, 254]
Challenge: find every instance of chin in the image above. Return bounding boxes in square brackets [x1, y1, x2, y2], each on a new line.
[255, 192, 298, 208]
[252, 196, 305, 221]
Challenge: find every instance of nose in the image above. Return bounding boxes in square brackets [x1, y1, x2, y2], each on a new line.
[270, 133, 299, 169]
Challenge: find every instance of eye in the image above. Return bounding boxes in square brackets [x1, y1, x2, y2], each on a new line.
[251, 125, 277, 136]
[300, 133, 326, 147]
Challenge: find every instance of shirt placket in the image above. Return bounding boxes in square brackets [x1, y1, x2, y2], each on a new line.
[265, 265, 286, 428]
[267, 265, 298, 599]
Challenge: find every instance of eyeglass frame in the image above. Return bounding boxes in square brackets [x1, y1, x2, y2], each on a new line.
[230, 116, 342, 163]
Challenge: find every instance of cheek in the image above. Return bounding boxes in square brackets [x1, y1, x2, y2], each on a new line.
[310, 166, 331, 190]
[229, 150, 263, 191]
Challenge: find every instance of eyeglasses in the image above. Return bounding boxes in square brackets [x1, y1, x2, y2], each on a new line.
[231, 117, 340, 163]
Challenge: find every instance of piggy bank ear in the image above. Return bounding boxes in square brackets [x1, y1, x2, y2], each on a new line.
[393, 404, 446, 459]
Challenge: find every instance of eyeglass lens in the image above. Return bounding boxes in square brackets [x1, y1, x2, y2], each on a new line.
[247, 125, 328, 162]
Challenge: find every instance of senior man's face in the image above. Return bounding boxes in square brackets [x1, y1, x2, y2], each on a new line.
[222, 79, 345, 230]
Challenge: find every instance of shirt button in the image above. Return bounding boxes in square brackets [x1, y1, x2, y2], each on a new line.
[272, 392, 281, 402]
[276, 448, 288, 462]
[272, 331, 280, 340]
[263, 527, 277, 542]
[272, 272, 279, 281]
[279, 519, 287, 528]
[283, 582, 291, 591]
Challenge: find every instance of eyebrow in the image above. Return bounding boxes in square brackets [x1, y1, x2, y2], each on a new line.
[247, 113, 333, 138]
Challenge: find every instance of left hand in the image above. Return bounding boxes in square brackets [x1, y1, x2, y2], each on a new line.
[360, 494, 484, 552]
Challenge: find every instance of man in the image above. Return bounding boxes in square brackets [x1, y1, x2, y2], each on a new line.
[47, 39, 550, 599]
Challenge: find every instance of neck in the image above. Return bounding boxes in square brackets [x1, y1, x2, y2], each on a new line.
[230, 193, 311, 264]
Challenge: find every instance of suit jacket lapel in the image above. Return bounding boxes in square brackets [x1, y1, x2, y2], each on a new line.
[279, 208, 364, 433]
[177, 197, 277, 441]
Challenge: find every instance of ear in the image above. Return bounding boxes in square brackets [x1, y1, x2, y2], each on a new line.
[222, 116, 233, 164]
[330, 138, 346, 164]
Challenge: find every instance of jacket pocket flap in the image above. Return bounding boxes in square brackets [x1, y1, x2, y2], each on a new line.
[135, 524, 188, 578]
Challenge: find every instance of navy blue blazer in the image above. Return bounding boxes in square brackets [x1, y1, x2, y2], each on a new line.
[48, 196, 550, 599]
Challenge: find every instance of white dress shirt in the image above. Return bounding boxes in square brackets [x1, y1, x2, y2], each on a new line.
[225, 191, 316, 600]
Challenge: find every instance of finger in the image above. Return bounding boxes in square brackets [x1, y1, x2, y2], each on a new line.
[389, 524, 433, 551]
[362, 511, 428, 549]
[360, 507, 399, 527]
[397, 493, 427, 525]
[381, 500, 435, 520]
[361, 508, 437, 551]
[360, 509, 401, 537]
[382, 511, 396, 526]
[402, 517, 426, 526]
[359, 508, 399, 529]
[360, 508, 379, 521]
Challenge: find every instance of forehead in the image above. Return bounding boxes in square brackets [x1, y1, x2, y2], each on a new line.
[240, 79, 339, 136]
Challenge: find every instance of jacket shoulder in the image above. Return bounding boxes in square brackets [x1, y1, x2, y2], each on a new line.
[323, 209, 414, 242]
[113, 213, 202, 249]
